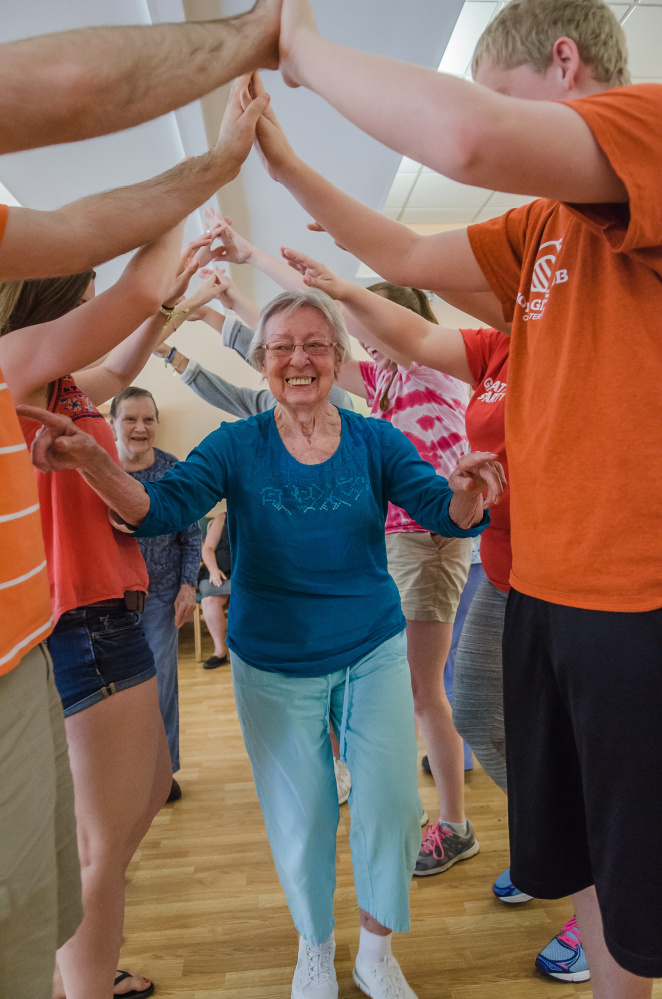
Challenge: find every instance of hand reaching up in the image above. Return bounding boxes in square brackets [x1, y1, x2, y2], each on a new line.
[197, 266, 241, 312]
[162, 234, 212, 306]
[249, 71, 298, 182]
[280, 246, 350, 301]
[202, 209, 255, 265]
[212, 73, 270, 179]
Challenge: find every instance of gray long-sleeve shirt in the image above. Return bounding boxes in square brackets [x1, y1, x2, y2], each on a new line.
[178, 315, 354, 418]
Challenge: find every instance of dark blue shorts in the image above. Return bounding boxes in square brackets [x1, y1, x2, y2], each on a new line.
[48, 604, 156, 717]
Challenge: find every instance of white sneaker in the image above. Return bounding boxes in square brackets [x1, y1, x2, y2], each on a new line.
[334, 758, 351, 805]
[353, 954, 418, 999]
[292, 936, 338, 999]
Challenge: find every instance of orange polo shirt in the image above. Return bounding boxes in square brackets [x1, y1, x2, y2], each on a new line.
[468, 84, 662, 612]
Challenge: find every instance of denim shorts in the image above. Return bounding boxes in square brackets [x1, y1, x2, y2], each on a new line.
[47, 604, 156, 717]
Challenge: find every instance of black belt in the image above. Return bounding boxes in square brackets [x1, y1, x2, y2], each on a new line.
[90, 591, 146, 613]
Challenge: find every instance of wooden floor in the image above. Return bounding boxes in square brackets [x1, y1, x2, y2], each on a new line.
[121, 630, 660, 999]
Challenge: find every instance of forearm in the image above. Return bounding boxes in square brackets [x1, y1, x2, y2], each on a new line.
[448, 491, 486, 530]
[89, 313, 169, 404]
[202, 547, 221, 575]
[79, 449, 150, 527]
[276, 156, 422, 287]
[0, 8, 277, 154]
[223, 287, 261, 330]
[248, 244, 306, 294]
[0, 155, 239, 281]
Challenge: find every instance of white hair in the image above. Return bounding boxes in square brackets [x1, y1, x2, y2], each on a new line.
[247, 288, 351, 370]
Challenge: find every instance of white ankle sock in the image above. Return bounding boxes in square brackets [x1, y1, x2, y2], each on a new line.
[440, 819, 468, 835]
[358, 926, 392, 965]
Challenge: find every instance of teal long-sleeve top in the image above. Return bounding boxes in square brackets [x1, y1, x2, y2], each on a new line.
[136, 408, 489, 676]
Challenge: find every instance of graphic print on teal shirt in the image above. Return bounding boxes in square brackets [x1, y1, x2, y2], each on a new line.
[137, 408, 488, 677]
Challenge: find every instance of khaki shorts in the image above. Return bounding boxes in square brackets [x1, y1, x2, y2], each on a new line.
[0, 643, 82, 999]
[386, 531, 472, 624]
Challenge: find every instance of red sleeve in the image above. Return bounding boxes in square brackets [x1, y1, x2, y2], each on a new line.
[0, 205, 8, 246]
[459, 328, 503, 388]
[467, 201, 543, 323]
[358, 360, 378, 406]
[560, 84, 662, 258]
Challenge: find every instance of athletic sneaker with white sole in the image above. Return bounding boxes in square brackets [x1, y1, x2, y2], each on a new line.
[353, 953, 417, 999]
[492, 866, 534, 903]
[334, 758, 351, 805]
[535, 916, 590, 983]
[291, 936, 338, 999]
[413, 820, 479, 876]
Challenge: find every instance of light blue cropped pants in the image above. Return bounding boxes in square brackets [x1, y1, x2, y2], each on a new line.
[231, 630, 421, 944]
[141, 586, 180, 773]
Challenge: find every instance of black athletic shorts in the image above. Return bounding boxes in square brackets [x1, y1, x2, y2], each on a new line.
[502, 588, 662, 978]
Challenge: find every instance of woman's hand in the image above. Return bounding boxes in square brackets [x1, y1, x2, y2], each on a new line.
[209, 568, 227, 588]
[202, 209, 255, 265]
[161, 234, 212, 307]
[280, 246, 351, 300]
[16, 405, 107, 473]
[447, 451, 506, 529]
[197, 266, 240, 312]
[174, 584, 197, 628]
[213, 73, 270, 181]
[249, 71, 298, 182]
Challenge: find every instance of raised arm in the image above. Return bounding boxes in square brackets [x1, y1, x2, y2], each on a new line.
[0, 225, 193, 406]
[277, 2, 627, 204]
[0, 76, 269, 280]
[281, 247, 473, 383]
[203, 210, 306, 295]
[0, 1, 280, 154]
[75, 231, 208, 405]
[250, 78, 499, 326]
[17, 406, 226, 534]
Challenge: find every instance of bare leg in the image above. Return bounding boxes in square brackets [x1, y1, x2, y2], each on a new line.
[56, 679, 172, 999]
[359, 909, 391, 936]
[201, 595, 228, 657]
[574, 886, 652, 999]
[406, 619, 464, 822]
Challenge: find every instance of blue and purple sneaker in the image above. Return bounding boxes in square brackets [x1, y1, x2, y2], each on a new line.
[536, 916, 591, 982]
[492, 867, 534, 903]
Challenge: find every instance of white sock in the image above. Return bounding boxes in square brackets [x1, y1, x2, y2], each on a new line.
[440, 818, 469, 836]
[358, 926, 392, 965]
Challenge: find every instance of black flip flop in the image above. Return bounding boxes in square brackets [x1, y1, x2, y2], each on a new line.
[114, 970, 155, 999]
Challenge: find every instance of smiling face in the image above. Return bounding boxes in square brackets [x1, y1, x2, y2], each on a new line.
[261, 306, 340, 411]
[111, 395, 158, 460]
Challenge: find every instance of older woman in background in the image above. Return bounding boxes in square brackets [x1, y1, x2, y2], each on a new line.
[110, 386, 201, 801]
[20, 289, 504, 999]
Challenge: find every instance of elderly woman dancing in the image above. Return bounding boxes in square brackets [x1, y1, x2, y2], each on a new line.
[20, 290, 504, 999]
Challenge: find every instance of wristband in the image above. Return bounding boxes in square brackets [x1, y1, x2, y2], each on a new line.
[165, 346, 178, 365]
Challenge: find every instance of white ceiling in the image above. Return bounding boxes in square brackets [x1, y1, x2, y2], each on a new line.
[384, 0, 662, 228]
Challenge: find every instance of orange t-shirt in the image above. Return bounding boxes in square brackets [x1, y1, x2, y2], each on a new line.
[19, 376, 148, 623]
[0, 205, 55, 675]
[468, 83, 662, 612]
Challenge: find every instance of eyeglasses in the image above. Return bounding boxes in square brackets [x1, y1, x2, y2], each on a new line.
[265, 341, 335, 357]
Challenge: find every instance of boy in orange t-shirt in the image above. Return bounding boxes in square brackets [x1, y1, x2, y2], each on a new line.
[262, 0, 662, 991]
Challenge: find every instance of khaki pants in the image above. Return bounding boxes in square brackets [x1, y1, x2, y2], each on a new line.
[0, 643, 81, 999]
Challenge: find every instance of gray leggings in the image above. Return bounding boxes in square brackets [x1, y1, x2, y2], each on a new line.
[452, 575, 508, 789]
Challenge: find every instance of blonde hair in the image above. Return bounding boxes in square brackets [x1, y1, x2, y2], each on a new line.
[472, 0, 630, 89]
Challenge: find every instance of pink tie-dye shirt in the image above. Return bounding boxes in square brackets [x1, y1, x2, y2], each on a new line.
[359, 361, 470, 534]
